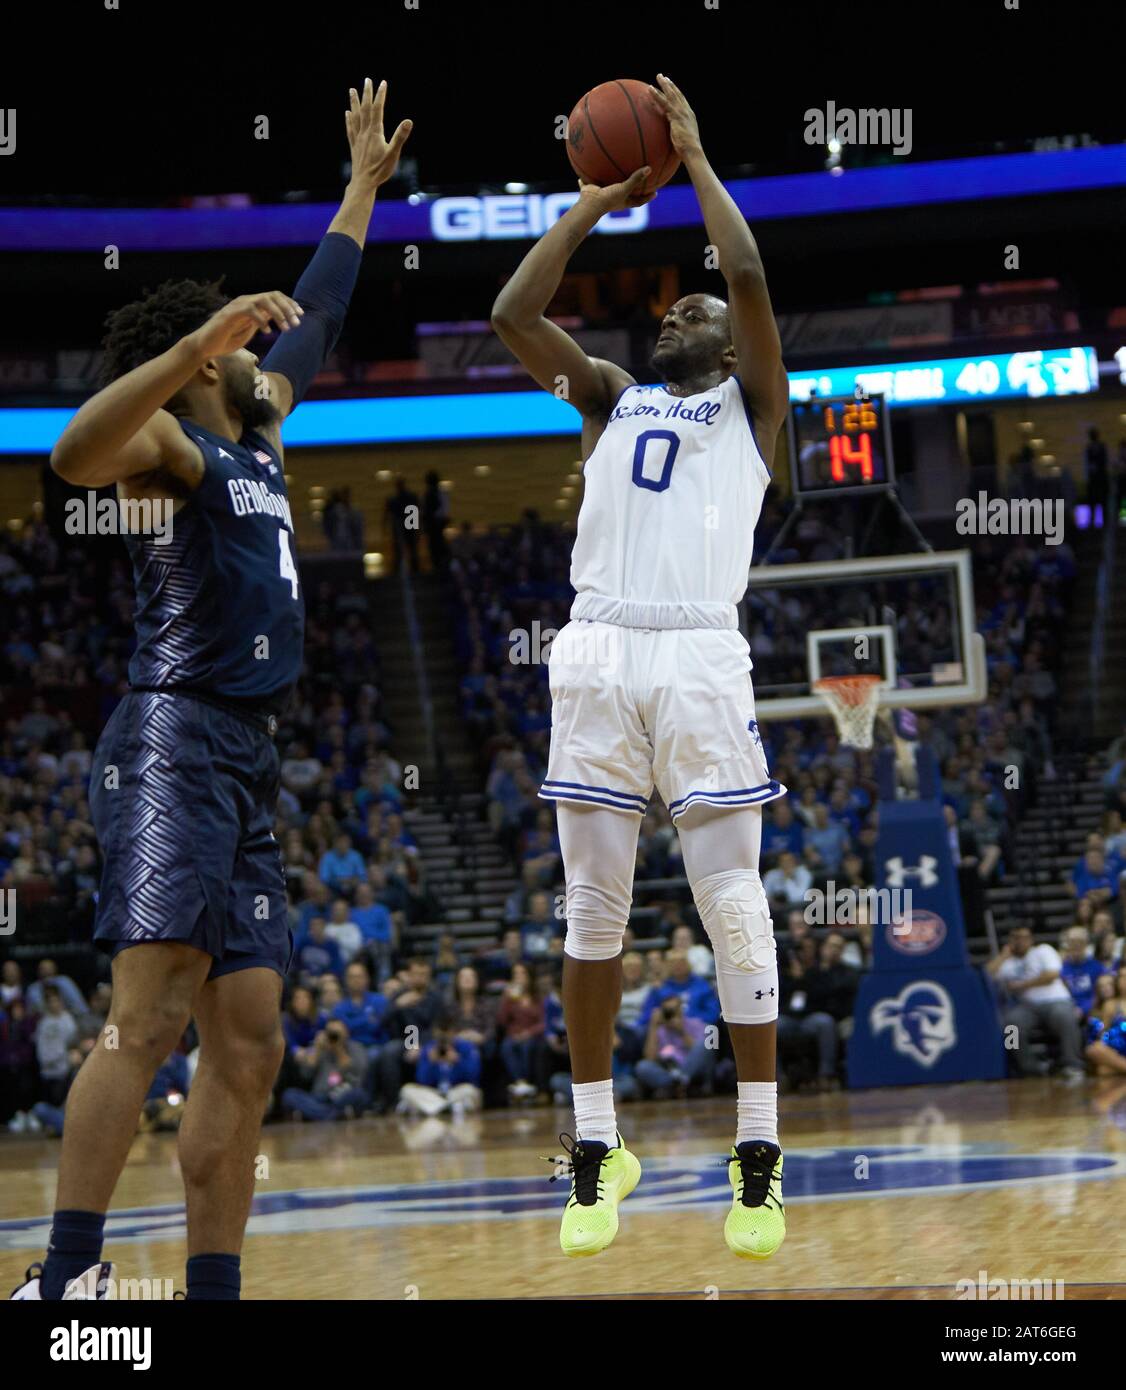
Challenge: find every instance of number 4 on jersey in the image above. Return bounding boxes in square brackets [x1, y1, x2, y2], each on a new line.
[278, 529, 300, 599]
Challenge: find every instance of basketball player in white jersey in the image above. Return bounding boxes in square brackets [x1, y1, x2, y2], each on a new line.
[492, 75, 790, 1259]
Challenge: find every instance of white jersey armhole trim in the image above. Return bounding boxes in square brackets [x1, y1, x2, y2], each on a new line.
[730, 374, 773, 489]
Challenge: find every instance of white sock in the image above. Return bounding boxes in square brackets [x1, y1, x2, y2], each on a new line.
[572, 1079, 617, 1147]
[737, 1081, 778, 1147]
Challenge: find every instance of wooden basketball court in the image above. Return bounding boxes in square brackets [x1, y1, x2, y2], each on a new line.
[4, 1078, 1126, 1300]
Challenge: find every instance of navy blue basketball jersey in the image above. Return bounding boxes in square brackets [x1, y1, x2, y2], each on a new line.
[125, 420, 305, 708]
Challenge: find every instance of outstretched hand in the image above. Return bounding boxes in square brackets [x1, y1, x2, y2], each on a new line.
[649, 73, 702, 159]
[188, 292, 304, 358]
[346, 77, 413, 190]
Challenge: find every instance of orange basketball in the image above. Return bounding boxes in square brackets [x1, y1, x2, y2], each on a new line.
[566, 79, 679, 198]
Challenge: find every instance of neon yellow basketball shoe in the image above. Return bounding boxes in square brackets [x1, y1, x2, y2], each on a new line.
[725, 1140, 786, 1259]
[554, 1132, 641, 1257]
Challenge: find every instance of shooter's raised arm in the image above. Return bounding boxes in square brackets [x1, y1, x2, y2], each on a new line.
[650, 73, 789, 443]
[490, 170, 651, 422]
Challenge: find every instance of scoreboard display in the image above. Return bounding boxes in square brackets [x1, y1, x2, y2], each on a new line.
[787, 392, 894, 497]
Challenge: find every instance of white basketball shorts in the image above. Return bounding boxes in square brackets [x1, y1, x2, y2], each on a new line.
[540, 619, 787, 823]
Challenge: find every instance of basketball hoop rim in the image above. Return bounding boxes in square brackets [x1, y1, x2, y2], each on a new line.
[811, 674, 884, 749]
[811, 674, 884, 707]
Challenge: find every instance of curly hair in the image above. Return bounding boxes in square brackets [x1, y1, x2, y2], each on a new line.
[99, 277, 228, 388]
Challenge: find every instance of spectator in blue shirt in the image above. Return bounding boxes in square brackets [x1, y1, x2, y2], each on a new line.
[639, 950, 721, 1028]
[804, 803, 850, 875]
[282, 985, 320, 1057]
[1092, 832, 1125, 884]
[763, 801, 803, 861]
[352, 882, 393, 944]
[827, 786, 862, 840]
[331, 961, 389, 1051]
[384, 812, 417, 853]
[1060, 927, 1106, 1018]
[351, 881, 396, 987]
[548, 1030, 640, 1106]
[397, 1026, 483, 1116]
[519, 807, 562, 887]
[318, 833, 366, 895]
[521, 890, 563, 961]
[292, 917, 345, 982]
[294, 871, 332, 937]
[533, 966, 568, 1091]
[24, 960, 87, 1017]
[1071, 849, 1118, 905]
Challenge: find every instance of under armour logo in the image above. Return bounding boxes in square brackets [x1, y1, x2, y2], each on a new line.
[755, 987, 776, 1000]
[885, 855, 938, 889]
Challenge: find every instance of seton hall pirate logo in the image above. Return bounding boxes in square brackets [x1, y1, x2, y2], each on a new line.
[871, 980, 957, 1067]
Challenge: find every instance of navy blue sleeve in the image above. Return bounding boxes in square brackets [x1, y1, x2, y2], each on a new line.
[260, 231, 362, 408]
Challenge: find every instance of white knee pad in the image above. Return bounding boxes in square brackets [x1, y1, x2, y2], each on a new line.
[563, 880, 632, 961]
[692, 869, 778, 1023]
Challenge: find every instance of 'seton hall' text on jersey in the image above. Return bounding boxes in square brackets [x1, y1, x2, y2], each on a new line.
[607, 394, 723, 428]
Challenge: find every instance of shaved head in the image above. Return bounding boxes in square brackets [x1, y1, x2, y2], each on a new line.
[692, 293, 730, 324]
[651, 293, 735, 386]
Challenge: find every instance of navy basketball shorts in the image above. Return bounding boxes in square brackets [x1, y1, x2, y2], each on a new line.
[90, 690, 292, 980]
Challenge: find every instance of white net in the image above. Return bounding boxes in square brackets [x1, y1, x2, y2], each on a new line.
[812, 675, 883, 750]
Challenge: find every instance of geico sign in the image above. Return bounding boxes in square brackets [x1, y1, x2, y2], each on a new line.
[430, 194, 649, 241]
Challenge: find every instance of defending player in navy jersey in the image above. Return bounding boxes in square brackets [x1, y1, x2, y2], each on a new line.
[492, 76, 791, 1260]
[10, 80, 411, 1303]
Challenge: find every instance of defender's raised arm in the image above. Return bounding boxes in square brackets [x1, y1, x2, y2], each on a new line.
[259, 77, 412, 424]
[51, 78, 412, 490]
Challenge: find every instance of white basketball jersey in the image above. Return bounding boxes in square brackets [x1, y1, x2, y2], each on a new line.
[570, 375, 771, 611]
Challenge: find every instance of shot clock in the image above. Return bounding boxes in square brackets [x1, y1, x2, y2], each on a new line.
[787, 391, 894, 497]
